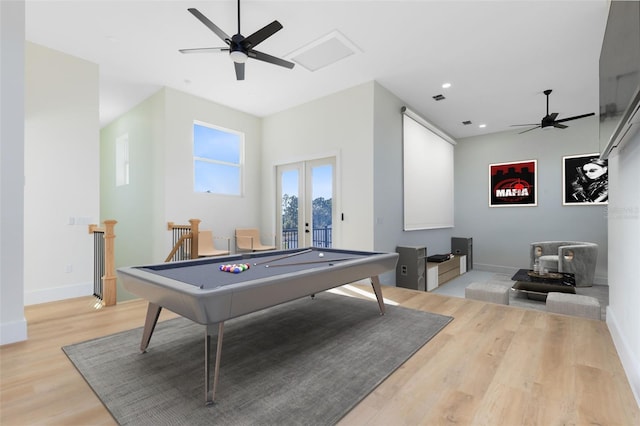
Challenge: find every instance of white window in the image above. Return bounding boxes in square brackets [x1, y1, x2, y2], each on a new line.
[116, 133, 129, 186]
[193, 121, 243, 196]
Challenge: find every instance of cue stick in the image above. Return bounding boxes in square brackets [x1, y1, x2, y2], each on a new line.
[264, 257, 360, 267]
[253, 248, 313, 266]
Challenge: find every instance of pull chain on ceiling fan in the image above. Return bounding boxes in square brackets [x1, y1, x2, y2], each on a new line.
[511, 89, 595, 134]
[179, 0, 295, 80]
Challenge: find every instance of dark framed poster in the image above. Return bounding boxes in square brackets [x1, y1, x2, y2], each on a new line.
[563, 153, 608, 205]
[489, 159, 537, 207]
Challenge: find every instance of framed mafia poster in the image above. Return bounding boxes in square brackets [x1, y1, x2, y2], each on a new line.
[563, 153, 608, 205]
[489, 160, 537, 207]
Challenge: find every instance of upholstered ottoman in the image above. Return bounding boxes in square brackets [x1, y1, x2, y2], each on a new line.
[465, 282, 510, 305]
[545, 292, 601, 320]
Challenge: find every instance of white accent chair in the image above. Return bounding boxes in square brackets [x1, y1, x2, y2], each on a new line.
[530, 241, 598, 287]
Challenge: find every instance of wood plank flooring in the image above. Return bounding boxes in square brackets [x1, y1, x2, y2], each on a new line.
[1, 284, 638, 425]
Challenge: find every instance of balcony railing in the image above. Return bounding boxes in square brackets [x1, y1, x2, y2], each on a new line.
[282, 226, 332, 249]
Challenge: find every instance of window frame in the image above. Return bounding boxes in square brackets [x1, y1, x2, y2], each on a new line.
[192, 120, 245, 196]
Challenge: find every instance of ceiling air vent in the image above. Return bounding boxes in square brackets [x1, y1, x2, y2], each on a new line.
[462, 120, 472, 125]
[288, 30, 360, 72]
[433, 94, 445, 101]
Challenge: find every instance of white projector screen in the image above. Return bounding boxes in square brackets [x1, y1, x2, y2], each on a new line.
[402, 111, 455, 230]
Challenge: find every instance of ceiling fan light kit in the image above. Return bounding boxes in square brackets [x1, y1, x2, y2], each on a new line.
[230, 50, 248, 64]
[180, 0, 294, 80]
[511, 89, 595, 134]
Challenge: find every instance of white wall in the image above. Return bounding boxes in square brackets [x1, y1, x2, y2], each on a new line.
[262, 81, 456, 284]
[163, 88, 263, 244]
[0, 0, 27, 344]
[100, 88, 263, 300]
[373, 83, 454, 258]
[454, 116, 608, 281]
[100, 90, 166, 300]
[262, 82, 375, 251]
[606, 132, 640, 405]
[24, 42, 100, 304]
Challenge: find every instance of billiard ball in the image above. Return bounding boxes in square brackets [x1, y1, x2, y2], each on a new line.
[319, 253, 324, 257]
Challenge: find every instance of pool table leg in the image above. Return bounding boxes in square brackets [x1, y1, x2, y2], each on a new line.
[205, 322, 224, 405]
[370, 275, 386, 315]
[140, 303, 162, 353]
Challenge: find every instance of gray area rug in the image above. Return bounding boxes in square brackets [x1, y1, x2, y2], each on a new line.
[63, 292, 452, 426]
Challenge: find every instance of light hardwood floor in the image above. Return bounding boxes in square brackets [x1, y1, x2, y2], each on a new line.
[1, 284, 638, 425]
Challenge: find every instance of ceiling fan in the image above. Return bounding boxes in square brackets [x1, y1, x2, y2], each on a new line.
[179, 0, 295, 80]
[511, 89, 595, 134]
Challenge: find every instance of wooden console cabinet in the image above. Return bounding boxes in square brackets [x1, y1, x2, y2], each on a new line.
[427, 255, 466, 290]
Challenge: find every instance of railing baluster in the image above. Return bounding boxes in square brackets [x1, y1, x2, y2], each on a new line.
[281, 226, 332, 248]
[88, 221, 117, 306]
[166, 219, 200, 262]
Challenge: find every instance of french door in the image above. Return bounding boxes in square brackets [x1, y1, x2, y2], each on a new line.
[276, 157, 335, 249]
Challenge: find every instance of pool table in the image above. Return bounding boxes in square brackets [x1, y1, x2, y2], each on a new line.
[117, 247, 398, 404]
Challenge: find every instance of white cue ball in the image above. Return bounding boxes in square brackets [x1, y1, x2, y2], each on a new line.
[319, 253, 324, 257]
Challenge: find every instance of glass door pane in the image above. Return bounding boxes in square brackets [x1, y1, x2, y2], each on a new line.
[277, 165, 302, 249]
[277, 157, 335, 249]
[306, 159, 334, 248]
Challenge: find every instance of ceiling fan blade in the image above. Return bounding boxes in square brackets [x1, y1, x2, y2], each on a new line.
[248, 49, 295, 69]
[554, 112, 595, 123]
[518, 126, 541, 134]
[179, 47, 229, 54]
[234, 62, 245, 80]
[513, 89, 593, 135]
[510, 124, 539, 127]
[188, 8, 231, 44]
[243, 20, 283, 49]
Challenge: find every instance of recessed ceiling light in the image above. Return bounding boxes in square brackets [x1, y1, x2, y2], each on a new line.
[442, 82, 452, 89]
[479, 124, 487, 128]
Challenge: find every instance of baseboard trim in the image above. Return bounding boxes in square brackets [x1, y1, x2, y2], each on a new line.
[473, 263, 518, 276]
[25, 281, 93, 306]
[606, 306, 640, 408]
[594, 275, 608, 286]
[0, 318, 28, 345]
